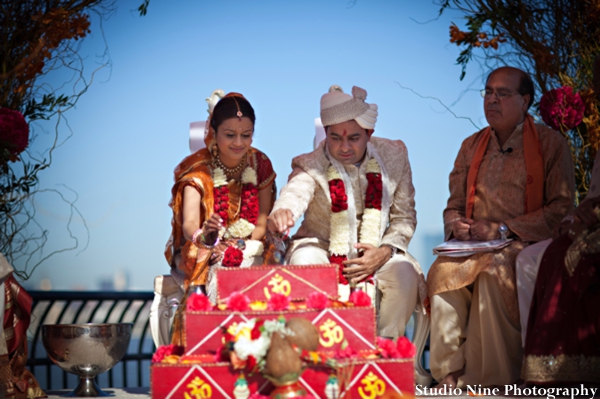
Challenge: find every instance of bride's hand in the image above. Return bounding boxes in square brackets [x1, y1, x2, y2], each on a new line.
[201, 213, 222, 245]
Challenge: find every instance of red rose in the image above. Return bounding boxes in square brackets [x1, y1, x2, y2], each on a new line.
[329, 254, 349, 284]
[226, 292, 250, 311]
[251, 320, 265, 340]
[349, 290, 371, 307]
[307, 291, 329, 310]
[396, 336, 416, 358]
[187, 293, 213, 311]
[246, 355, 257, 372]
[334, 345, 358, 359]
[151, 344, 184, 363]
[0, 108, 29, 163]
[376, 337, 400, 358]
[267, 292, 289, 310]
[540, 86, 585, 131]
[223, 246, 243, 267]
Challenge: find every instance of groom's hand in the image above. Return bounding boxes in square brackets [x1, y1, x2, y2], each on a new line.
[342, 243, 390, 284]
[267, 208, 295, 233]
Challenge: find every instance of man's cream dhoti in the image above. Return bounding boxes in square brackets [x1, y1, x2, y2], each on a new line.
[430, 273, 522, 387]
[515, 238, 552, 347]
[289, 243, 419, 339]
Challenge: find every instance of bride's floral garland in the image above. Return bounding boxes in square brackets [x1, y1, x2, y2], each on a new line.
[328, 158, 383, 284]
[212, 166, 262, 267]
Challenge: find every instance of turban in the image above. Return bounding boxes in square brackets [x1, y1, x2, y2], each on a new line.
[320, 86, 378, 130]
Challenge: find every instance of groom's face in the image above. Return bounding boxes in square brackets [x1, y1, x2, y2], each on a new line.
[326, 120, 372, 165]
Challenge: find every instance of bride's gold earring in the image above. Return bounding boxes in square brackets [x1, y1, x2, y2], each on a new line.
[212, 144, 218, 158]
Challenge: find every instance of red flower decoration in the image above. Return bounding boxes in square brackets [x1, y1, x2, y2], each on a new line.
[251, 319, 265, 340]
[396, 336, 416, 358]
[365, 173, 383, 210]
[329, 179, 348, 213]
[329, 254, 349, 284]
[376, 337, 400, 358]
[349, 290, 371, 307]
[0, 108, 29, 162]
[214, 346, 229, 362]
[334, 345, 358, 359]
[239, 183, 259, 225]
[187, 293, 213, 311]
[213, 186, 230, 225]
[267, 292, 289, 310]
[540, 86, 585, 132]
[246, 354, 257, 373]
[307, 291, 329, 310]
[226, 292, 250, 311]
[223, 245, 244, 267]
[151, 344, 184, 363]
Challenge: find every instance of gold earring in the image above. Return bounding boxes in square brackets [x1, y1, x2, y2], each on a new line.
[212, 144, 218, 158]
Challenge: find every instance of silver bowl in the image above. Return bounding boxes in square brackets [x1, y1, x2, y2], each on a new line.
[42, 323, 132, 397]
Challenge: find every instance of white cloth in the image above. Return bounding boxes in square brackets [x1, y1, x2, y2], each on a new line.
[320, 86, 378, 129]
[515, 238, 552, 347]
[289, 244, 418, 339]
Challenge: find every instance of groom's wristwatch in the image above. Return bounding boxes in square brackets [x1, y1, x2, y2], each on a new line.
[498, 223, 509, 241]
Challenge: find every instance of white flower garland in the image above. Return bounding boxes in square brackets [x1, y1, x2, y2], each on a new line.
[213, 166, 259, 242]
[230, 318, 293, 364]
[328, 158, 383, 257]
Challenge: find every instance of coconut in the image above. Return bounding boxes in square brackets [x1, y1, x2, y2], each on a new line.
[285, 317, 319, 351]
[264, 332, 302, 379]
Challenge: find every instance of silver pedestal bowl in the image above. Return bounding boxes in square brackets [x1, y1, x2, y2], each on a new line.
[42, 323, 132, 397]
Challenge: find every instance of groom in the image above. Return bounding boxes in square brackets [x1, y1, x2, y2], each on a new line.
[267, 85, 425, 339]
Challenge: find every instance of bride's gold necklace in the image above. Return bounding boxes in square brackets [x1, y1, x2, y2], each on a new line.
[212, 153, 246, 178]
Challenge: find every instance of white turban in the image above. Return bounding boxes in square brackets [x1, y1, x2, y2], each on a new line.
[320, 86, 378, 130]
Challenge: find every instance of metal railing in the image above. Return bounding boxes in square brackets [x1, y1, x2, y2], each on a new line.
[26, 291, 155, 390]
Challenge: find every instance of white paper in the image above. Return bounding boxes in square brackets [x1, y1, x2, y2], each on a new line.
[433, 238, 513, 256]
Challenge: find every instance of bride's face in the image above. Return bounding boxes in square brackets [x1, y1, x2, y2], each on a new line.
[215, 117, 254, 167]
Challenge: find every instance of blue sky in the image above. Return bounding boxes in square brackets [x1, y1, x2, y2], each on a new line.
[19, 0, 489, 290]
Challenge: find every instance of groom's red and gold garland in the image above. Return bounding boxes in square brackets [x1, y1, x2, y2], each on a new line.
[327, 158, 383, 284]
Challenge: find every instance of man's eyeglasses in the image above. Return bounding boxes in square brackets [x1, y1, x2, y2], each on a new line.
[480, 89, 520, 100]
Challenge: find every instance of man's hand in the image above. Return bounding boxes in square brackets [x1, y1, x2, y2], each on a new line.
[452, 218, 474, 241]
[342, 243, 389, 284]
[574, 197, 600, 227]
[553, 218, 573, 239]
[267, 208, 295, 233]
[469, 220, 500, 241]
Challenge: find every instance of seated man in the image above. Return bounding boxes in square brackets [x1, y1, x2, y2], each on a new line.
[427, 67, 575, 388]
[268, 85, 426, 339]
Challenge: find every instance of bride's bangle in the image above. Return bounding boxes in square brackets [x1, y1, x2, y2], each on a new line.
[192, 228, 203, 247]
[199, 233, 219, 249]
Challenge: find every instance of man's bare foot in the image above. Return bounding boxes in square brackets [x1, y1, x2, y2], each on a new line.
[432, 368, 464, 390]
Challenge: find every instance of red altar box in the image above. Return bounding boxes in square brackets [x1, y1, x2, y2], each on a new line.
[151, 360, 269, 399]
[184, 306, 376, 355]
[151, 357, 414, 399]
[300, 358, 415, 399]
[215, 264, 339, 302]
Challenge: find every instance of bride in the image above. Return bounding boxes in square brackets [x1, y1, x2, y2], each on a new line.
[165, 93, 276, 343]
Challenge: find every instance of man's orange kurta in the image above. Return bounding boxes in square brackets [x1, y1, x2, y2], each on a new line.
[427, 123, 575, 325]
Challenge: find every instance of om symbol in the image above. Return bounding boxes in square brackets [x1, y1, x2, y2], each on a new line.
[263, 273, 291, 299]
[357, 372, 385, 399]
[319, 319, 344, 347]
[184, 376, 213, 399]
